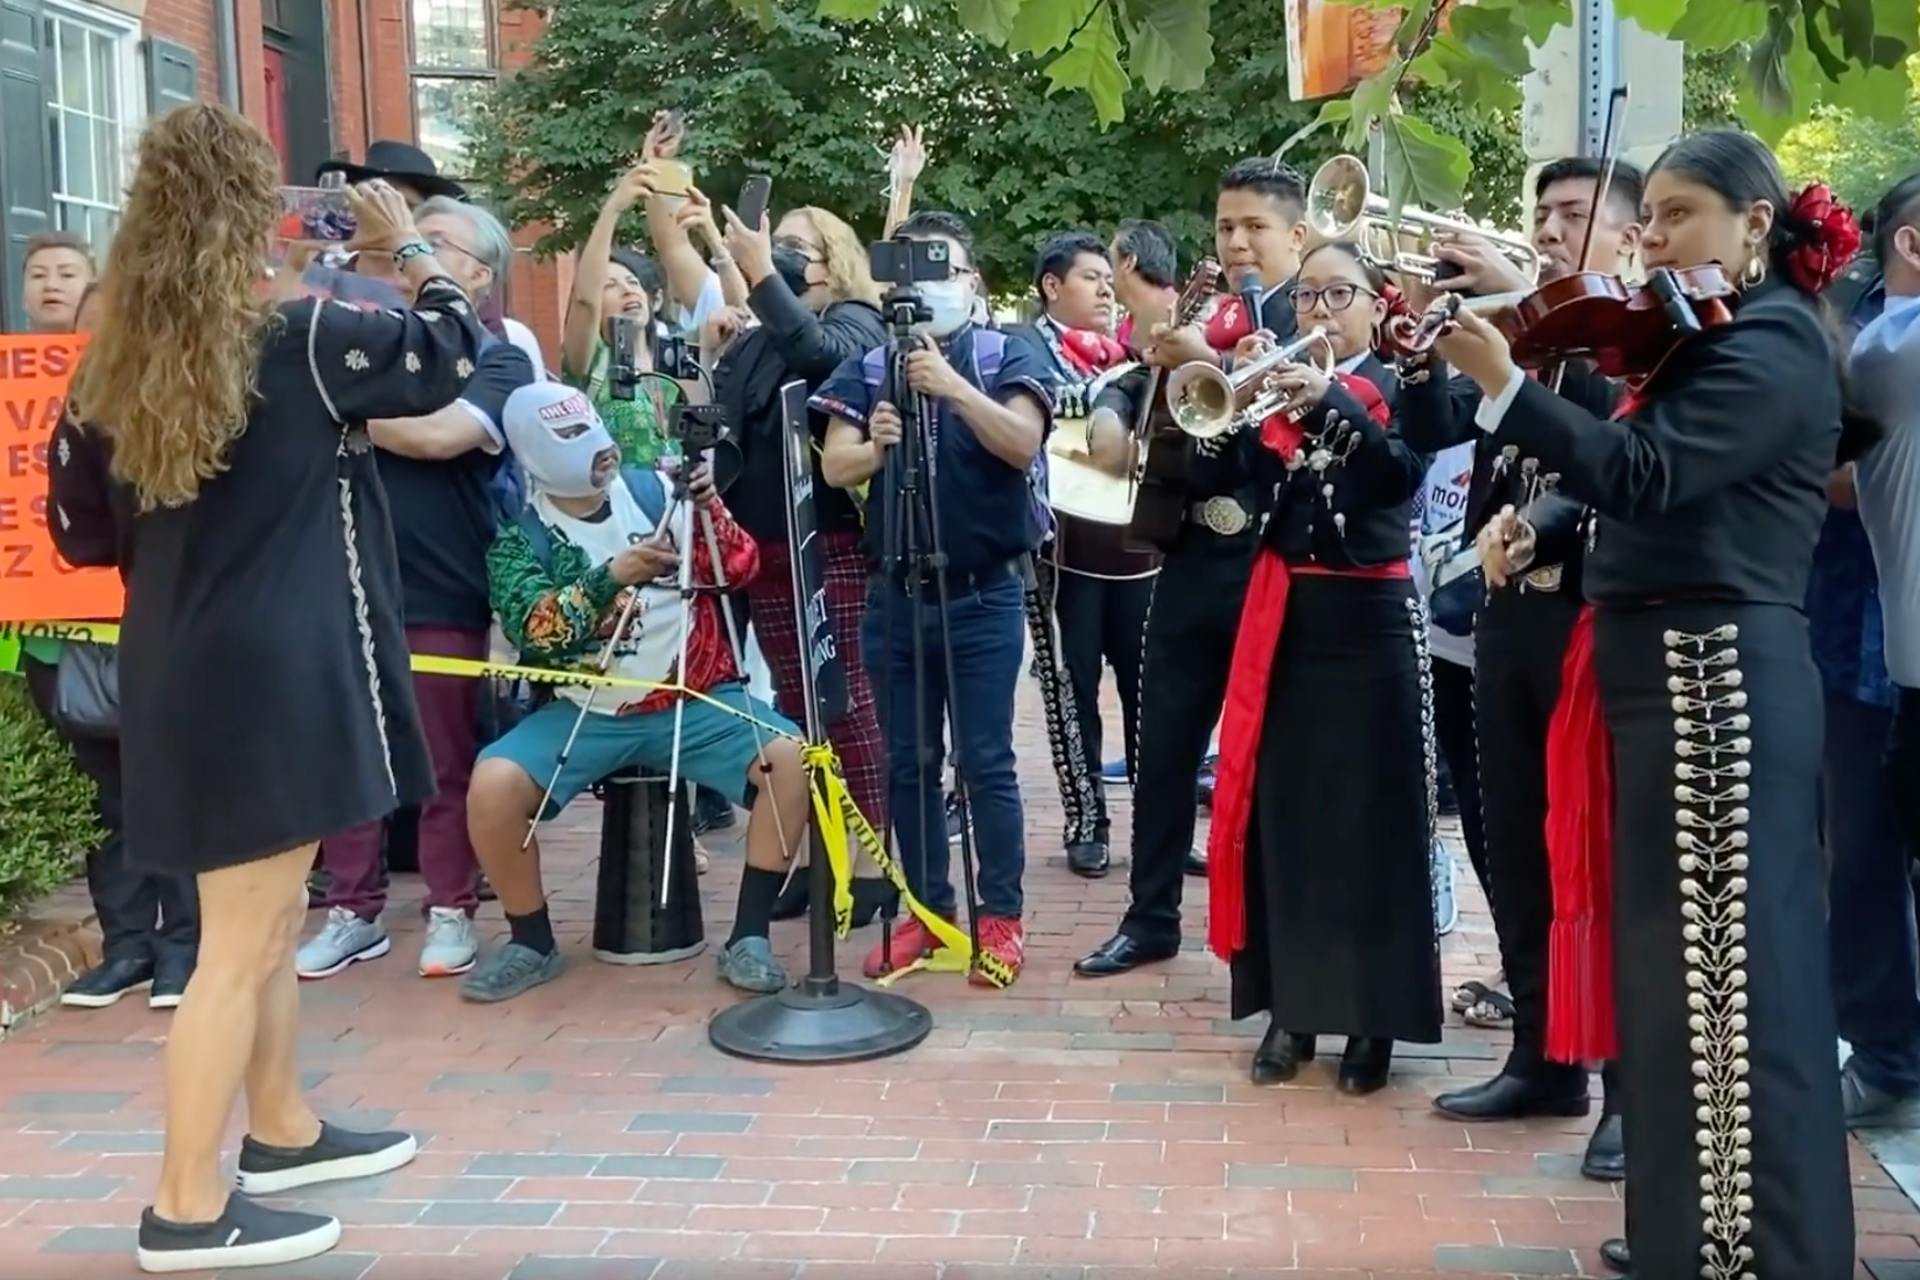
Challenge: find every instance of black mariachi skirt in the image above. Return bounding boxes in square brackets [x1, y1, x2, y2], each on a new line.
[1229, 576, 1443, 1043]
[1594, 602, 1852, 1279]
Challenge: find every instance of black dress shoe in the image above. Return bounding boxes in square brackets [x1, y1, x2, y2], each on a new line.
[1066, 840, 1111, 878]
[1581, 1111, 1625, 1181]
[1251, 1026, 1316, 1085]
[60, 954, 154, 1009]
[1432, 1069, 1593, 1121]
[1599, 1236, 1630, 1272]
[149, 959, 194, 1010]
[1183, 849, 1207, 877]
[1074, 933, 1178, 978]
[1336, 1037, 1394, 1095]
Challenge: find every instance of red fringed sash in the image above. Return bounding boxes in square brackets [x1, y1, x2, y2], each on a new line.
[1543, 605, 1618, 1061]
[1206, 371, 1399, 962]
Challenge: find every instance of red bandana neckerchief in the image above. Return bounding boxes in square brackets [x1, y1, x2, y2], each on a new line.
[1205, 371, 1410, 962]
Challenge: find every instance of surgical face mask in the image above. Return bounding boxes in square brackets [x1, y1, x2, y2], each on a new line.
[917, 277, 975, 338]
[771, 245, 815, 297]
[504, 384, 620, 500]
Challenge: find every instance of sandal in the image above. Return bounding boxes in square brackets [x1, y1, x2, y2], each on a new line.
[1465, 986, 1516, 1029]
[1450, 973, 1498, 1013]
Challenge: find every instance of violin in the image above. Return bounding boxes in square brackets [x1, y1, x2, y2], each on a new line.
[1494, 264, 1737, 377]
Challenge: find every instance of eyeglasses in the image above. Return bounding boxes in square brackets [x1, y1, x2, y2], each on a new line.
[424, 234, 484, 267]
[774, 236, 825, 263]
[1291, 283, 1376, 312]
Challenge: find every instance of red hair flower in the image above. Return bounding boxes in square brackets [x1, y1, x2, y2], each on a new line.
[1784, 184, 1862, 294]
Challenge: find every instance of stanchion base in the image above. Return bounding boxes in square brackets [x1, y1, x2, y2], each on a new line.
[708, 980, 932, 1064]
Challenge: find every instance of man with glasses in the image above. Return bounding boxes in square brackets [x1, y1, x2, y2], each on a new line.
[816, 210, 1059, 986]
[1076, 162, 1307, 979]
[297, 198, 536, 984]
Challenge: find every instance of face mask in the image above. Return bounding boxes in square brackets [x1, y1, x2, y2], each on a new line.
[917, 278, 975, 338]
[771, 245, 815, 297]
[504, 382, 620, 499]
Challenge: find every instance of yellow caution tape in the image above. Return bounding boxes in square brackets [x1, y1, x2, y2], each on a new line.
[7, 619, 1013, 987]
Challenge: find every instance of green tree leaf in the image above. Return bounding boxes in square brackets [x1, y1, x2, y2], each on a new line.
[1611, 0, 1688, 30]
[956, 0, 1025, 44]
[1043, 2, 1131, 125]
[1823, 59, 1912, 119]
[1668, 0, 1769, 48]
[815, 0, 888, 18]
[1446, 3, 1533, 75]
[1009, 0, 1090, 53]
[1124, 0, 1216, 92]
[1380, 112, 1472, 219]
[1273, 98, 1353, 162]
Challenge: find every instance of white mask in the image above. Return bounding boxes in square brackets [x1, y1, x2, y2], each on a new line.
[503, 381, 619, 499]
[916, 278, 975, 338]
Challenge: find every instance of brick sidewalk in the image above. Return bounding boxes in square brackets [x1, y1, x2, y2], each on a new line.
[0, 684, 1914, 1280]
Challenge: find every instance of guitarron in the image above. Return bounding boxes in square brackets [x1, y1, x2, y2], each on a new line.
[1121, 257, 1222, 552]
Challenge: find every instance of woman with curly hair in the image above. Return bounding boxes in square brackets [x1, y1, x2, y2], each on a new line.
[53, 103, 486, 1273]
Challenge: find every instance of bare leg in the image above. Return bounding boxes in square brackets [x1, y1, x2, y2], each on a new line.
[154, 844, 316, 1223]
[466, 758, 547, 915]
[744, 739, 810, 872]
[244, 877, 323, 1150]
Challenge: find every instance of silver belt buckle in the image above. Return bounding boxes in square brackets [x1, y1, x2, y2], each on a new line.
[1195, 497, 1249, 536]
[1523, 564, 1564, 593]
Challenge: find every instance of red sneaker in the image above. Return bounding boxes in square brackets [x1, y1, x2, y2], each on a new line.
[862, 913, 951, 979]
[970, 915, 1025, 988]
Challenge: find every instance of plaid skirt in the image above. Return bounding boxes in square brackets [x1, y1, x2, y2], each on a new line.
[744, 531, 889, 833]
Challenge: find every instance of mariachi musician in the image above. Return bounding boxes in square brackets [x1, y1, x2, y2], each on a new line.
[1431, 129, 1862, 1279]
[1395, 157, 1641, 1187]
[1012, 230, 1158, 879]
[1076, 160, 1308, 977]
[1206, 240, 1440, 1094]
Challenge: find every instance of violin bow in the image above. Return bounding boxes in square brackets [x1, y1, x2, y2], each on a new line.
[1548, 84, 1630, 394]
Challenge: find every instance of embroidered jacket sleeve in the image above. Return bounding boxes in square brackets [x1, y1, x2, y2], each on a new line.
[299, 276, 487, 423]
[690, 495, 759, 590]
[1253, 377, 1425, 510]
[46, 415, 123, 569]
[487, 522, 622, 666]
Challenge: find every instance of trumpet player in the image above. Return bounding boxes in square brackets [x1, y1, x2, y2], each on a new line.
[1206, 240, 1439, 1094]
[1076, 162, 1309, 978]
[1397, 158, 1644, 1204]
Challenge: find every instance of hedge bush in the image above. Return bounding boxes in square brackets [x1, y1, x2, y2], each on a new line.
[0, 676, 97, 927]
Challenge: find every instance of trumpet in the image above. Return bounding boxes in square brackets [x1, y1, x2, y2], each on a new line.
[1307, 154, 1539, 286]
[1165, 326, 1336, 439]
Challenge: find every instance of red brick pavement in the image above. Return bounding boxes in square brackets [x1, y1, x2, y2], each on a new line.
[0, 685, 1914, 1279]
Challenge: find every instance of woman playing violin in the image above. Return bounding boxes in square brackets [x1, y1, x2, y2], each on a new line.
[1434, 129, 1861, 1279]
[1208, 240, 1441, 1096]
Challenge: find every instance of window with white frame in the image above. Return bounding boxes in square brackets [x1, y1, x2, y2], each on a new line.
[410, 0, 494, 176]
[43, 1, 141, 255]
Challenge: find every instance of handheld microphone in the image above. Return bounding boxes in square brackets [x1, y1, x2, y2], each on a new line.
[1234, 268, 1264, 338]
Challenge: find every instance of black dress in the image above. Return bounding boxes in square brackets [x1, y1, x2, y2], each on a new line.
[1210, 354, 1444, 1045]
[49, 280, 487, 876]
[1485, 277, 1853, 1278]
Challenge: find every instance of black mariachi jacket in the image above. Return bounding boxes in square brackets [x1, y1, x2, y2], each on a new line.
[1245, 352, 1426, 571]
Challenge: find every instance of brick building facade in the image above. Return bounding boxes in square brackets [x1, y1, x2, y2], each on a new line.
[1, 0, 565, 352]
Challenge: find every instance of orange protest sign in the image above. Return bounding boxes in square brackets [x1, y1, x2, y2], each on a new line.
[0, 332, 122, 622]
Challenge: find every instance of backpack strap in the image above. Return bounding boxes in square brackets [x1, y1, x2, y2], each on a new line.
[620, 466, 668, 528]
[970, 329, 1007, 388]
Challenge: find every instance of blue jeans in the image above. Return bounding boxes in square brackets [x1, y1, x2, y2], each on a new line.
[1824, 691, 1920, 1095]
[862, 568, 1027, 919]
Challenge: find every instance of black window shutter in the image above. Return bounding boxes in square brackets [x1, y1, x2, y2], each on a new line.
[144, 35, 198, 117]
[0, 0, 51, 332]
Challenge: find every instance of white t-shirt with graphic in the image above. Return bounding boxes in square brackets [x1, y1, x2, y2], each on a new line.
[1412, 441, 1476, 669]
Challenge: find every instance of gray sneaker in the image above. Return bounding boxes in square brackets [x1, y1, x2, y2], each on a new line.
[717, 936, 787, 994]
[295, 908, 390, 980]
[460, 943, 565, 1003]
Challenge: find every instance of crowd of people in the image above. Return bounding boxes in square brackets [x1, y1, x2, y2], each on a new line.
[10, 93, 1920, 1279]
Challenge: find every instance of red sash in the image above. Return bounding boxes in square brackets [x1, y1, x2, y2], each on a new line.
[1206, 371, 1400, 961]
[1541, 385, 1640, 1063]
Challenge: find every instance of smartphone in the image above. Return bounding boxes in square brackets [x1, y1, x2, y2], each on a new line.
[736, 174, 772, 232]
[652, 159, 694, 197]
[277, 186, 357, 242]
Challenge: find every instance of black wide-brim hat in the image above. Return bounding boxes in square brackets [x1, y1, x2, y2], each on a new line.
[315, 140, 467, 200]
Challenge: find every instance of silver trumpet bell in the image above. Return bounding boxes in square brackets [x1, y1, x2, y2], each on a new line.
[1307, 153, 1540, 286]
[1165, 326, 1336, 439]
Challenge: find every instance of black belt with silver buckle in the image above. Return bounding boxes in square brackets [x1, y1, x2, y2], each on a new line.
[1185, 497, 1251, 537]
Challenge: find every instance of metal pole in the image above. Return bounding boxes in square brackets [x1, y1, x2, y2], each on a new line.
[1578, 0, 1621, 157]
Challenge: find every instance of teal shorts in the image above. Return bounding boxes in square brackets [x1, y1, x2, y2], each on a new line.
[479, 681, 796, 820]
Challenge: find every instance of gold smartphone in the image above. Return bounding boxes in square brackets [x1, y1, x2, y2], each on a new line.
[652, 159, 693, 197]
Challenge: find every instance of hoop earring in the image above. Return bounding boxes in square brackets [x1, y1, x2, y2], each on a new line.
[1741, 253, 1767, 287]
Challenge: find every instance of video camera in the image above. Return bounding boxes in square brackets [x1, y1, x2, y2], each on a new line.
[608, 315, 704, 401]
[669, 402, 728, 455]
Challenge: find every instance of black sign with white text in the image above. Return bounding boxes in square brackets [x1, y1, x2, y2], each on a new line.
[779, 381, 850, 732]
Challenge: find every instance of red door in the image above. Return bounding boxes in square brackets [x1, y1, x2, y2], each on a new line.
[263, 46, 289, 182]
